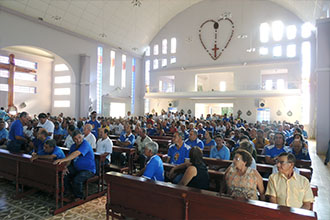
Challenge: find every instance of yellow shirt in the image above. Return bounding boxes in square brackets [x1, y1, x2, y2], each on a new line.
[265, 172, 314, 208]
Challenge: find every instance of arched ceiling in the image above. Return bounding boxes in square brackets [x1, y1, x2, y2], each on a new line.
[0, 0, 329, 56]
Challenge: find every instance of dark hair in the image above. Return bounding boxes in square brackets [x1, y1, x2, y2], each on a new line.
[19, 111, 28, 118]
[274, 132, 285, 142]
[278, 152, 296, 165]
[103, 128, 109, 135]
[72, 129, 82, 138]
[39, 129, 48, 137]
[235, 149, 252, 167]
[189, 147, 204, 166]
[45, 139, 56, 148]
[91, 111, 97, 115]
[239, 135, 250, 141]
[293, 133, 304, 142]
[257, 129, 264, 134]
[68, 125, 76, 132]
[215, 134, 224, 140]
[54, 121, 59, 126]
[38, 113, 47, 119]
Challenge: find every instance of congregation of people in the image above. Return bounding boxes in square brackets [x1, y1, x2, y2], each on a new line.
[0, 107, 326, 211]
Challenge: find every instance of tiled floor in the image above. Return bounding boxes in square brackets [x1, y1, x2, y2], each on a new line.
[0, 140, 329, 219]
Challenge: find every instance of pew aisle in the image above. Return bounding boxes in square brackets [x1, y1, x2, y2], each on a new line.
[0, 139, 329, 220]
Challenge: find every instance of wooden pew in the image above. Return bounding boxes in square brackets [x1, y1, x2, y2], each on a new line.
[105, 171, 317, 220]
[108, 146, 135, 174]
[257, 155, 312, 170]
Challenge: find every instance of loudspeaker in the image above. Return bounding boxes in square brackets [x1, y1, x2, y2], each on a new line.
[19, 102, 26, 109]
[259, 99, 266, 108]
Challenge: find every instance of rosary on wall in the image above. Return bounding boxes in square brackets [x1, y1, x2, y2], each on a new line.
[199, 13, 234, 60]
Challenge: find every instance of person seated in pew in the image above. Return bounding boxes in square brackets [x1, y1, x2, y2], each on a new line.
[185, 129, 204, 150]
[83, 124, 96, 149]
[167, 132, 191, 165]
[236, 140, 256, 169]
[30, 139, 65, 161]
[285, 127, 304, 146]
[266, 152, 314, 210]
[154, 123, 165, 136]
[37, 113, 55, 139]
[63, 125, 76, 149]
[203, 131, 216, 157]
[176, 146, 209, 190]
[224, 149, 265, 201]
[54, 130, 95, 200]
[141, 142, 164, 181]
[96, 128, 113, 165]
[264, 132, 291, 165]
[53, 121, 64, 145]
[146, 123, 157, 136]
[253, 129, 270, 150]
[210, 134, 230, 160]
[0, 119, 9, 146]
[135, 127, 153, 169]
[7, 111, 30, 153]
[290, 134, 310, 160]
[30, 128, 50, 153]
[178, 124, 189, 140]
[113, 124, 135, 166]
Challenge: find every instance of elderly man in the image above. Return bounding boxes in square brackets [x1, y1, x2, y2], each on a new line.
[210, 134, 230, 160]
[266, 152, 314, 210]
[30, 139, 65, 161]
[135, 127, 153, 169]
[185, 129, 204, 150]
[167, 132, 190, 165]
[84, 124, 96, 149]
[37, 113, 55, 138]
[264, 132, 292, 165]
[142, 142, 164, 181]
[54, 130, 95, 199]
[32, 128, 50, 153]
[8, 111, 29, 153]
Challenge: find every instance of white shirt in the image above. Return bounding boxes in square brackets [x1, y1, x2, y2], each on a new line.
[135, 135, 153, 153]
[114, 124, 124, 135]
[64, 135, 74, 149]
[84, 132, 96, 149]
[37, 119, 55, 139]
[96, 137, 113, 162]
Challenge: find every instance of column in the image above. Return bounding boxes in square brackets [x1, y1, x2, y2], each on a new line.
[79, 55, 91, 118]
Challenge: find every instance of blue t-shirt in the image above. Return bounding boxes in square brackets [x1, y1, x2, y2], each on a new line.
[210, 145, 230, 160]
[87, 120, 100, 139]
[9, 119, 24, 141]
[168, 143, 191, 165]
[0, 128, 9, 140]
[197, 128, 206, 137]
[264, 145, 292, 158]
[147, 128, 157, 136]
[35, 137, 50, 153]
[203, 139, 216, 148]
[292, 148, 311, 160]
[205, 127, 214, 135]
[54, 127, 64, 136]
[119, 132, 135, 148]
[185, 138, 204, 150]
[38, 146, 65, 160]
[143, 155, 164, 181]
[69, 139, 96, 173]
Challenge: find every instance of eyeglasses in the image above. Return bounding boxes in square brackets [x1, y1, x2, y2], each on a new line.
[275, 160, 290, 165]
[233, 157, 241, 161]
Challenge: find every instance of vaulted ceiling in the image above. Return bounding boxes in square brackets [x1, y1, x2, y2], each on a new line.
[0, 0, 329, 56]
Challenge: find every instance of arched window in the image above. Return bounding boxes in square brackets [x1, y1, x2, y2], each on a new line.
[272, 20, 284, 41]
[162, 39, 167, 54]
[259, 23, 270, 43]
[170, 38, 177, 53]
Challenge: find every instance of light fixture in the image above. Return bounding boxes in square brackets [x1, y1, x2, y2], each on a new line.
[246, 48, 256, 53]
[132, 0, 142, 7]
[51, 15, 62, 21]
[237, 34, 248, 39]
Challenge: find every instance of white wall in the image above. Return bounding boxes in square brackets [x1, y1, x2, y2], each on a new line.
[0, 9, 144, 117]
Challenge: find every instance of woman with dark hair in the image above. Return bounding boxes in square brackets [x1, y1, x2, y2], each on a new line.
[178, 147, 209, 190]
[225, 149, 265, 200]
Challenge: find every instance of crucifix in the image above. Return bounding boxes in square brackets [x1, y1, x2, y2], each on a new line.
[212, 44, 219, 57]
[0, 54, 36, 111]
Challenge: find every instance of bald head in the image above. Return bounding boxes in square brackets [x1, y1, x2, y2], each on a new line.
[83, 124, 93, 136]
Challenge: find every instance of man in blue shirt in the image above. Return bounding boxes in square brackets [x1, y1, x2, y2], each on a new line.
[264, 132, 292, 165]
[291, 139, 311, 160]
[185, 129, 204, 150]
[142, 142, 164, 181]
[87, 111, 100, 139]
[8, 111, 29, 153]
[30, 139, 65, 161]
[167, 132, 190, 165]
[32, 128, 50, 153]
[114, 124, 135, 166]
[210, 134, 230, 160]
[197, 123, 206, 138]
[54, 130, 95, 199]
[0, 119, 8, 145]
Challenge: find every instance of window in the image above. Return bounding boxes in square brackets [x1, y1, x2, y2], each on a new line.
[121, 55, 126, 88]
[54, 88, 70, 95]
[257, 108, 270, 122]
[301, 41, 311, 79]
[131, 58, 136, 114]
[259, 23, 270, 43]
[54, 64, 69, 72]
[162, 39, 167, 54]
[0, 70, 36, 81]
[0, 84, 36, 93]
[301, 41, 311, 124]
[96, 46, 103, 113]
[153, 45, 159, 55]
[171, 38, 177, 53]
[159, 80, 163, 92]
[144, 98, 150, 114]
[54, 75, 71, 84]
[110, 50, 115, 86]
[286, 44, 296, 58]
[273, 46, 282, 57]
[286, 25, 297, 40]
[259, 47, 268, 55]
[153, 59, 159, 69]
[219, 81, 226, 92]
[145, 46, 150, 56]
[265, 80, 273, 90]
[277, 79, 285, 90]
[110, 102, 125, 118]
[272, 20, 284, 41]
[145, 60, 150, 92]
[301, 22, 314, 38]
[54, 100, 70, 108]
[0, 56, 37, 69]
[162, 59, 167, 67]
[170, 57, 176, 64]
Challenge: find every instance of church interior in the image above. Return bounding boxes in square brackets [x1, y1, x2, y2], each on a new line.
[0, 0, 329, 219]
